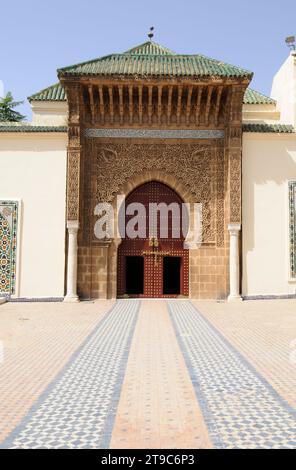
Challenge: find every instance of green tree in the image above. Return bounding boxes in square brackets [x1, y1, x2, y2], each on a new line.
[0, 92, 25, 122]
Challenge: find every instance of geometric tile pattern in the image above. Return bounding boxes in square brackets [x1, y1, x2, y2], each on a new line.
[0, 201, 18, 295]
[0, 300, 113, 444]
[192, 299, 296, 410]
[110, 300, 211, 449]
[0, 300, 139, 449]
[84, 128, 225, 139]
[289, 181, 296, 278]
[168, 301, 296, 449]
[1, 299, 296, 449]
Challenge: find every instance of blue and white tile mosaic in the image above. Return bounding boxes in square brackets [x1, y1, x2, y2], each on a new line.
[1, 300, 140, 449]
[0, 200, 18, 295]
[289, 181, 296, 278]
[168, 301, 296, 449]
[85, 128, 225, 139]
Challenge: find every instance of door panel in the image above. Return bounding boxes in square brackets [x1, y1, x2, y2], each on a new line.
[117, 181, 189, 298]
[163, 257, 181, 295]
[144, 254, 155, 297]
[125, 256, 144, 295]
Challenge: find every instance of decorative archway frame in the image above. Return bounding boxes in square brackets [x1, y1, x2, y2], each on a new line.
[109, 170, 196, 245]
[90, 139, 226, 248]
[105, 171, 197, 299]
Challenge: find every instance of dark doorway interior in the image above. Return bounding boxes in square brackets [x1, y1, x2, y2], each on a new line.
[163, 257, 181, 295]
[125, 256, 144, 295]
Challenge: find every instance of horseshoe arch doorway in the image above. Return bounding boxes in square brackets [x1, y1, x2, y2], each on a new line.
[117, 181, 189, 298]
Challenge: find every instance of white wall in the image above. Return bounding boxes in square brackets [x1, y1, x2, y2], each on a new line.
[242, 133, 296, 296]
[31, 101, 68, 126]
[242, 104, 280, 123]
[271, 52, 296, 126]
[0, 133, 67, 298]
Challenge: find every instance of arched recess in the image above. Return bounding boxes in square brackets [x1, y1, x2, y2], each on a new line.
[109, 170, 196, 243]
[110, 169, 196, 207]
[106, 171, 198, 299]
[112, 179, 190, 298]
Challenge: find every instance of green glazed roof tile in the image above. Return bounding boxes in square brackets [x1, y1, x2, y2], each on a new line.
[57, 41, 253, 78]
[0, 123, 67, 132]
[124, 41, 176, 56]
[28, 83, 66, 102]
[0, 122, 293, 134]
[243, 123, 294, 133]
[243, 88, 275, 105]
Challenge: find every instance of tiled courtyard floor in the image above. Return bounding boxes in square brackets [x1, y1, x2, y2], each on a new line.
[0, 299, 295, 449]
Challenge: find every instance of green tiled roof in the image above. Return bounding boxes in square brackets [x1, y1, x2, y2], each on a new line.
[0, 122, 293, 134]
[243, 88, 275, 105]
[57, 41, 253, 78]
[124, 41, 176, 56]
[0, 124, 67, 132]
[28, 83, 66, 102]
[243, 123, 294, 133]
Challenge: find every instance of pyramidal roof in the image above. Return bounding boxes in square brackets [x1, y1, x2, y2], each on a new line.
[57, 40, 253, 79]
[123, 41, 177, 56]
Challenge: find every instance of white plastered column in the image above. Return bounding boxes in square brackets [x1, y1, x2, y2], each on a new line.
[228, 223, 242, 302]
[64, 220, 79, 302]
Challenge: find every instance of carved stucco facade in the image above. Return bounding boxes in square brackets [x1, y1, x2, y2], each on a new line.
[75, 137, 235, 299]
[62, 77, 246, 300]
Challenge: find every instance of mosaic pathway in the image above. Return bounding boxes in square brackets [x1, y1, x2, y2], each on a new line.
[110, 300, 211, 449]
[0, 300, 113, 443]
[1, 300, 139, 449]
[192, 299, 296, 409]
[168, 301, 296, 449]
[0, 299, 295, 449]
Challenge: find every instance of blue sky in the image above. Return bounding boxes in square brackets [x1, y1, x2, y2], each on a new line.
[1, 0, 295, 118]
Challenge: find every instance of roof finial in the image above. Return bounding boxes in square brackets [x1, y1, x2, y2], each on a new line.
[285, 35, 296, 52]
[148, 26, 154, 41]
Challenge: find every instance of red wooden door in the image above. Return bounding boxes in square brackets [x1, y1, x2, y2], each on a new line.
[117, 181, 189, 298]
